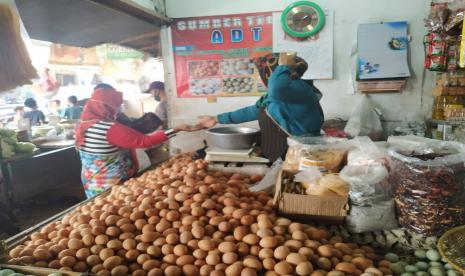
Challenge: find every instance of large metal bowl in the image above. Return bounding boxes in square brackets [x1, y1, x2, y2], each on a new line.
[207, 127, 260, 150]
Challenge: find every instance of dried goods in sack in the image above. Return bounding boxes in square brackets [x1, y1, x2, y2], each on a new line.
[389, 142, 465, 236]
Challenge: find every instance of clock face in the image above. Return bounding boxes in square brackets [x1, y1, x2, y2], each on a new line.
[281, 1, 325, 38]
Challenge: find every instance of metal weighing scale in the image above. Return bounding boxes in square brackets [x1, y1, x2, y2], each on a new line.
[205, 147, 269, 164]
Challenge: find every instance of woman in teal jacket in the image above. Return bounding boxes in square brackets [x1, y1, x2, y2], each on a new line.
[200, 53, 324, 161]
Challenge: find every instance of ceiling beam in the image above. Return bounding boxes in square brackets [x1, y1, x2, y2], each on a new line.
[89, 0, 171, 25]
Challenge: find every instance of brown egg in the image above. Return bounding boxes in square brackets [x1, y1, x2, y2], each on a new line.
[141, 232, 158, 243]
[142, 259, 161, 271]
[259, 236, 278, 249]
[58, 249, 76, 259]
[242, 234, 259, 245]
[318, 245, 334, 258]
[222, 252, 238, 264]
[103, 255, 122, 270]
[296, 262, 314, 275]
[137, 253, 151, 265]
[198, 240, 215, 251]
[176, 255, 195, 266]
[107, 239, 123, 250]
[335, 262, 357, 274]
[147, 268, 163, 276]
[263, 258, 276, 270]
[192, 226, 205, 239]
[226, 261, 243, 275]
[166, 233, 180, 245]
[286, 252, 307, 266]
[241, 267, 257, 276]
[48, 259, 61, 269]
[274, 261, 293, 275]
[172, 244, 188, 257]
[243, 256, 262, 270]
[99, 248, 114, 261]
[317, 257, 333, 271]
[111, 265, 129, 276]
[86, 254, 101, 266]
[67, 239, 83, 250]
[73, 261, 88, 272]
[206, 253, 221, 266]
[60, 256, 77, 268]
[95, 234, 109, 245]
[125, 249, 140, 261]
[91, 244, 104, 255]
[76, 248, 90, 260]
[33, 249, 52, 261]
[274, 246, 290, 260]
[164, 265, 182, 276]
[105, 226, 120, 237]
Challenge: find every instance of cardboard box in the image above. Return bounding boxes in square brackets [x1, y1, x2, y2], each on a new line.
[273, 170, 348, 224]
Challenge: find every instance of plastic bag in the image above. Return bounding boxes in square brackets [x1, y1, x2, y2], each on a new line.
[250, 158, 282, 193]
[340, 165, 390, 206]
[344, 96, 383, 141]
[389, 141, 465, 236]
[346, 200, 398, 233]
[284, 137, 351, 172]
[136, 149, 151, 173]
[347, 136, 389, 167]
[294, 167, 322, 184]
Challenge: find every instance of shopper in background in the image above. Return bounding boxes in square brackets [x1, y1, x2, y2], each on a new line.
[75, 85, 195, 198]
[146, 81, 167, 129]
[198, 53, 324, 162]
[23, 98, 46, 126]
[48, 99, 61, 116]
[61, 95, 82, 120]
[13, 106, 24, 126]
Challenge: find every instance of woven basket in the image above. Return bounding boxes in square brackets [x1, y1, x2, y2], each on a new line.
[438, 225, 465, 274]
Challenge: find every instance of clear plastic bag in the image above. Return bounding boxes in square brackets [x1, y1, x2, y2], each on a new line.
[340, 165, 390, 206]
[344, 96, 383, 141]
[284, 137, 351, 172]
[347, 136, 389, 167]
[346, 200, 398, 233]
[250, 158, 282, 193]
[389, 141, 465, 236]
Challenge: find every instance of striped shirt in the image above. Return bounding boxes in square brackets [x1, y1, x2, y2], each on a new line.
[79, 121, 176, 156]
[80, 121, 119, 155]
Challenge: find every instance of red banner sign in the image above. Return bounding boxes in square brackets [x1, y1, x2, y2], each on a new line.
[171, 12, 273, 98]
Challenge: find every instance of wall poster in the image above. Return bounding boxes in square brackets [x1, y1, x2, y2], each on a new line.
[171, 12, 273, 98]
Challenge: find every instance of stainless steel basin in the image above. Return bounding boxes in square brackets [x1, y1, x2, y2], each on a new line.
[206, 127, 260, 150]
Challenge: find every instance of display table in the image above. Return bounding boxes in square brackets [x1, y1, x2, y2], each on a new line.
[0, 145, 85, 211]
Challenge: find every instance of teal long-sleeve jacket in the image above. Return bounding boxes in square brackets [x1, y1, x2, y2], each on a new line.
[217, 65, 323, 136]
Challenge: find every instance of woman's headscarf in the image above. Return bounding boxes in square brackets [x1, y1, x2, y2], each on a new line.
[75, 87, 123, 147]
[253, 53, 308, 87]
[253, 53, 309, 108]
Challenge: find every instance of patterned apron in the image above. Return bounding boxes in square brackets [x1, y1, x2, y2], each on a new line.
[79, 150, 134, 198]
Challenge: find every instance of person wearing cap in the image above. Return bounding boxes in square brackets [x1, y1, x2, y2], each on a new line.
[145, 81, 168, 129]
[198, 53, 324, 162]
[75, 85, 193, 198]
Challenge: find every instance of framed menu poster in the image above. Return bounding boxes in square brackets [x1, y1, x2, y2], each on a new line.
[171, 12, 273, 98]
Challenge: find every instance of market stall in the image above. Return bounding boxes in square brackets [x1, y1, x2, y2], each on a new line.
[0, 149, 463, 276]
[1, 0, 465, 275]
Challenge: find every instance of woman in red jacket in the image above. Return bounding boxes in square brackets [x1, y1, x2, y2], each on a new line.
[75, 86, 189, 198]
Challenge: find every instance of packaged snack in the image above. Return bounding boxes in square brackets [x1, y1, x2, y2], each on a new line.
[430, 56, 446, 71]
[445, 8, 464, 32]
[430, 41, 447, 56]
[284, 137, 350, 172]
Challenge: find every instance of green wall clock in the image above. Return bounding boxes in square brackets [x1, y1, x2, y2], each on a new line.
[281, 1, 326, 38]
